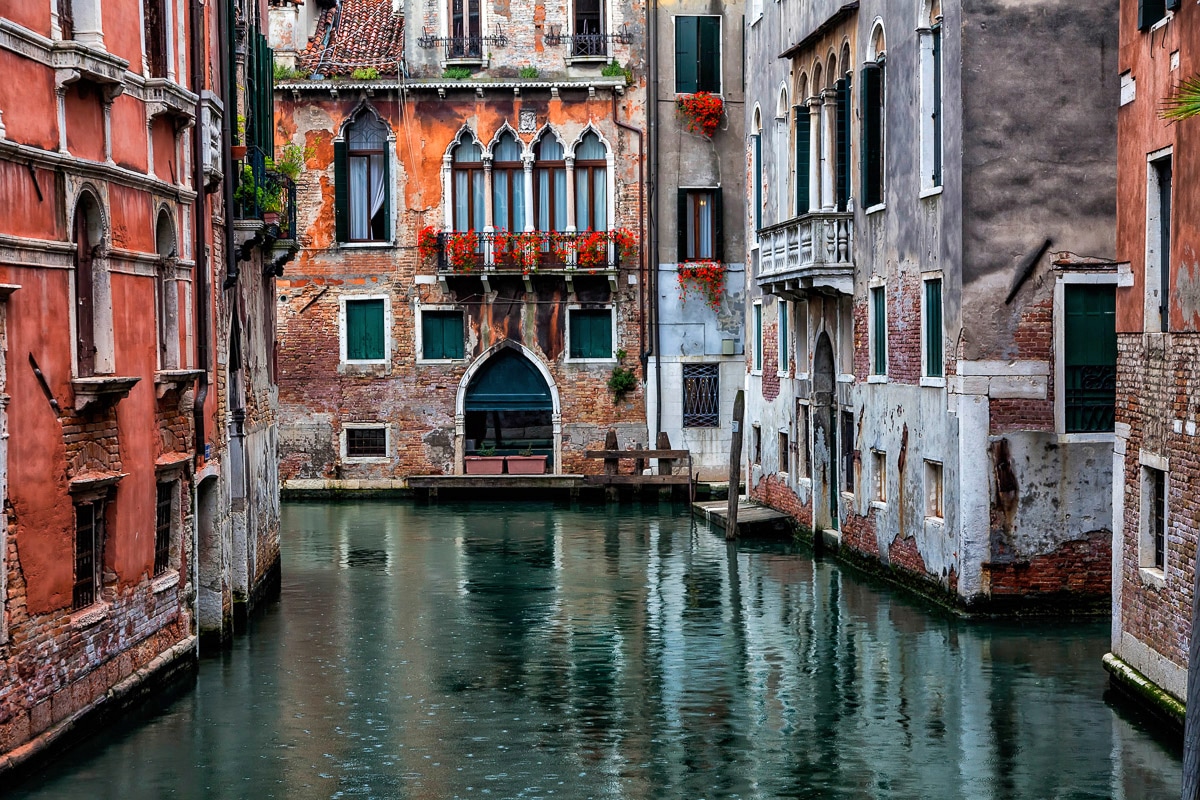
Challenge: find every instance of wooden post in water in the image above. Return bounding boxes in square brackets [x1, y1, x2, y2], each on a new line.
[1182, 559, 1200, 799]
[604, 429, 619, 502]
[726, 390, 744, 540]
[656, 431, 672, 499]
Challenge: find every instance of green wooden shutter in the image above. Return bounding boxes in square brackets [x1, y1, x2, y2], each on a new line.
[925, 279, 942, 377]
[753, 134, 762, 231]
[674, 16, 698, 93]
[835, 78, 850, 210]
[382, 145, 392, 241]
[698, 16, 720, 93]
[570, 310, 612, 358]
[860, 63, 883, 208]
[754, 304, 763, 371]
[447, 312, 464, 359]
[347, 299, 385, 360]
[1139, 0, 1167, 29]
[1064, 285, 1116, 432]
[1167, 0, 1180, 10]
[712, 188, 724, 261]
[677, 189, 688, 260]
[932, 26, 943, 187]
[871, 286, 886, 375]
[795, 108, 810, 213]
[422, 311, 442, 359]
[779, 300, 788, 365]
[334, 140, 349, 243]
[226, 0, 239, 138]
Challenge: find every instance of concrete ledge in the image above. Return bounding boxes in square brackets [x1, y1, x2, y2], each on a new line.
[1103, 652, 1185, 735]
[0, 635, 197, 782]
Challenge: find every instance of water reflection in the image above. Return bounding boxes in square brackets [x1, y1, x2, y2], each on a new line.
[9, 501, 1181, 800]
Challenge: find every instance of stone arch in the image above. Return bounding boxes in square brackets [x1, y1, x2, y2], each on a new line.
[826, 51, 838, 89]
[812, 330, 838, 533]
[154, 206, 179, 368]
[811, 62, 823, 97]
[567, 124, 613, 160]
[840, 40, 852, 78]
[775, 83, 789, 119]
[796, 73, 809, 104]
[485, 120, 525, 159]
[923, 0, 942, 25]
[72, 188, 108, 377]
[336, 99, 388, 140]
[454, 340, 562, 474]
[870, 19, 887, 60]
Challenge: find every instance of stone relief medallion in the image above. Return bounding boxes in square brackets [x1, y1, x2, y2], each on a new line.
[519, 110, 537, 133]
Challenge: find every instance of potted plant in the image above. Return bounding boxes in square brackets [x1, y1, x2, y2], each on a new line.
[506, 446, 548, 474]
[464, 444, 506, 474]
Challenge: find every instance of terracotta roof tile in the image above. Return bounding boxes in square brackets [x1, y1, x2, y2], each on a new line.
[299, 0, 403, 76]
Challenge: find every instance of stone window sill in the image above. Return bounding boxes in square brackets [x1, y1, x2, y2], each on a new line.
[1139, 567, 1166, 590]
[151, 570, 179, 594]
[920, 376, 946, 388]
[919, 186, 944, 200]
[868, 374, 888, 384]
[72, 375, 140, 412]
[865, 203, 886, 216]
[70, 602, 110, 630]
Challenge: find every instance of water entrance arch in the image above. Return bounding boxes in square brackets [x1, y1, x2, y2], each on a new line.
[455, 342, 561, 473]
[812, 331, 838, 532]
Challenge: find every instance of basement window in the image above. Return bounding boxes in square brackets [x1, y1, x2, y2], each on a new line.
[344, 425, 389, 460]
[873, 450, 886, 503]
[682, 363, 720, 428]
[154, 481, 175, 576]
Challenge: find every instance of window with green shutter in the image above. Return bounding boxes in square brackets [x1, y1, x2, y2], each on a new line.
[422, 310, 465, 360]
[345, 299, 386, 361]
[835, 77, 851, 210]
[778, 300, 789, 371]
[860, 62, 884, 208]
[675, 16, 721, 94]
[795, 108, 811, 214]
[871, 286, 886, 375]
[569, 308, 613, 359]
[754, 303, 763, 372]
[924, 278, 943, 377]
[1064, 284, 1116, 432]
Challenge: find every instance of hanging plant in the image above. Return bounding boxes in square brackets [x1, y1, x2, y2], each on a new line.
[677, 260, 726, 311]
[417, 225, 440, 264]
[675, 91, 724, 138]
[611, 227, 638, 261]
[608, 349, 638, 405]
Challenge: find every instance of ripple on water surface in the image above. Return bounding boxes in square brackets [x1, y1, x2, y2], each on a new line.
[8, 501, 1182, 799]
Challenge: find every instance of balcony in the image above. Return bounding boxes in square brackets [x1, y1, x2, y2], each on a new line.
[417, 25, 508, 61]
[546, 25, 634, 59]
[232, 145, 298, 241]
[756, 211, 854, 298]
[428, 229, 636, 291]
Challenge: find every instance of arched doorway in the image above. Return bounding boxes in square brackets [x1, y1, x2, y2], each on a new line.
[456, 343, 561, 473]
[812, 331, 837, 532]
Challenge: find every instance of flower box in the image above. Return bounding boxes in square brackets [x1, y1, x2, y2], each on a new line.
[505, 455, 547, 474]
[464, 456, 506, 474]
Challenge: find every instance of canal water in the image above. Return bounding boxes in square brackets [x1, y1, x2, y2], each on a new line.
[9, 501, 1182, 799]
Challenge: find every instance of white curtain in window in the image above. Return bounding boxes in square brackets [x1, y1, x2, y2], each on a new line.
[454, 171, 470, 231]
[349, 156, 369, 239]
[593, 168, 607, 230]
[494, 170, 510, 230]
[370, 154, 385, 234]
[698, 194, 713, 258]
[538, 170, 567, 231]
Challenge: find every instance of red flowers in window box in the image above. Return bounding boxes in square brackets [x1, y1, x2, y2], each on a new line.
[417, 225, 440, 264]
[677, 260, 726, 311]
[676, 92, 724, 138]
[446, 231, 479, 272]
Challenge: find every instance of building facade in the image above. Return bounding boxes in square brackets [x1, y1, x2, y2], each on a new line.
[1106, 0, 1198, 724]
[271, 0, 649, 487]
[743, 0, 1119, 609]
[0, 0, 286, 770]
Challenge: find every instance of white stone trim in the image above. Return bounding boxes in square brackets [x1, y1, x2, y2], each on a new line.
[338, 293, 393, 367]
[751, 300, 763, 375]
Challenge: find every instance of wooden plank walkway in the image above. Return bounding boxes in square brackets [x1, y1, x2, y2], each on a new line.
[692, 499, 796, 538]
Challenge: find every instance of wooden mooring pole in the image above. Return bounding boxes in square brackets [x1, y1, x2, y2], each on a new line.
[1182, 558, 1200, 799]
[604, 429, 619, 502]
[726, 390, 744, 540]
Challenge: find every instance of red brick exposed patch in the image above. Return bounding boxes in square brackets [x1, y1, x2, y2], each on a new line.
[984, 533, 1111, 597]
[888, 534, 928, 576]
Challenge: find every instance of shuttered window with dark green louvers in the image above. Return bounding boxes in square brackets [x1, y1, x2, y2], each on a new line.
[753, 134, 762, 232]
[1064, 284, 1116, 432]
[871, 286, 886, 375]
[860, 62, 884, 208]
[924, 279, 943, 377]
[795, 107, 810, 214]
[422, 310, 465, 360]
[1140, 0, 1167, 29]
[931, 25, 943, 187]
[835, 77, 851, 211]
[674, 16, 720, 93]
[345, 299, 385, 361]
[569, 309, 613, 359]
[334, 140, 349, 242]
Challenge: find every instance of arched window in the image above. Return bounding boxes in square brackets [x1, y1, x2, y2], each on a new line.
[919, 2, 943, 189]
[793, 79, 809, 215]
[155, 209, 178, 369]
[492, 132, 525, 232]
[752, 107, 763, 232]
[452, 137, 485, 232]
[574, 131, 607, 231]
[74, 196, 99, 377]
[334, 112, 391, 242]
[861, 23, 886, 207]
[534, 133, 567, 232]
[833, 44, 852, 211]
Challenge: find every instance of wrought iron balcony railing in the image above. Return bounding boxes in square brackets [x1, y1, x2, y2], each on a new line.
[756, 211, 854, 297]
[418, 25, 508, 59]
[430, 229, 636, 274]
[232, 145, 298, 239]
[545, 25, 634, 58]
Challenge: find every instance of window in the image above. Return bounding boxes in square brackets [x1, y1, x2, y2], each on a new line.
[919, 4, 943, 190]
[778, 299, 789, 375]
[873, 450, 886, 503]
[568, 308, 613, 359]
[924, 277, 943, 378]
[573, 0, 606, 57]
[682, 363, 719, 427]
[58, 0, 75, 38]
[449, 0, 481, 57]
[752, 119, 763, 232]
[535, 133, 567, 233]
[678, 188, 723, 262]
[343, 297, 387, 362]
[1141, 466, 1168, 571]
[154, 482, 174, 576]
[1139, 0, 1175, 30]
[144, 0, 168, 78]
[421, 309, 465, 360]
[752, 425, 762, 465]
[778, 431, 790, 475]
[333, 115, 391, 243]
[841, 410, 854, 493]
[870, 285, 887, 375]
[452, 137, 485, 232]
[1062, 284, 1116, 432]
[574, 132, 608, 231]
[74, 201, 97, 378]
[346, 426, 388, 458]
[834, 74, 852, 210]
[795, 93, 811, 214]
[674, 16, 721, 94]
[753, 302, 763, 372]
[925, 460, 944, 519]
[74, 500, 103, 609]
[1147, 153, 1172, 332]
[492, 132, 526, 233]
[795, 401, 810, 478]
[861, 28, 886, 208]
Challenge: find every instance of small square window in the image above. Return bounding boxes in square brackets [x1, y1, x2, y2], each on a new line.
[154, 482, 174, 576]
[422, 309, 465, 360]
[679, 189, 722, 262]
[346, 427, 388, 458]
[925, 460, 944, 519]
[873, 450, 886, 503]
[74, 500, 104, 609]
[568, 308, 613, 359]
[778, 431, 789, 475]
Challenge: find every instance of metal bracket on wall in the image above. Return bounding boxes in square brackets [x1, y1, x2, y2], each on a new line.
[27, 352, 60, 414]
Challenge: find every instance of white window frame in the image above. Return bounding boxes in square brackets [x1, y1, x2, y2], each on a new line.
[924, 459, 944, 520]
[339, 113, 398, 248]
[338, 293, 393, 367]
[871, 449, 887, 507]
[752, 300, 763, 375]
[777, 428, 790, 478]
[1144, 146, 1172, 333]
[1053, 271, 1118, 442]
[564, 304, 617, 363]
[917, 10, 943, 198]
[415, 303, 468, 364]
[777, 298, 790, 377]
[920, 271, 946, 387]
[1138, 450, 1169, 587]
[794, 399, 811, 485]
[341, 423, 392, 463]
[868, 277, 887, 383]
[440, 0, 489, 66]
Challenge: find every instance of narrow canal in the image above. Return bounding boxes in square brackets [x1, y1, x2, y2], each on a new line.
[9, 502, 1182, 799]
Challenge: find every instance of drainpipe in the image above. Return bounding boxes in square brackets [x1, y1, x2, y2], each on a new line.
[611, 91, 645, 426]
[646, 0, 661, 437]
[190, 0, 210, 459]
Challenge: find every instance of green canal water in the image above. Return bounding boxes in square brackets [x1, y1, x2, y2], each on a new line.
[8, 501, 1183, 799]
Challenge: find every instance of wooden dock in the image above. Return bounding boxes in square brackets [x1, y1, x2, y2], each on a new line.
[692, 499, 796, 538]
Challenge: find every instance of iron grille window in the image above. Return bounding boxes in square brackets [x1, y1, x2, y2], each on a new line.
[347, 427, 388, 458]
[154, 483, 172, 576]
[573, 0, 604, 56]
[682, 363, 720, 428]
[1064, 284, 1115, 432]
[1149, 467, 1166, 570]
[74, 501, 102, 609]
